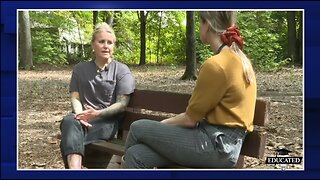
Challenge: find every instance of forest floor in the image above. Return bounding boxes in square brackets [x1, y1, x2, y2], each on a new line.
[18, 64, 303, 170]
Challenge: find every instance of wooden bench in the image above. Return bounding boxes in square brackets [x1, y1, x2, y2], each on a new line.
[83, 89, 269, 169]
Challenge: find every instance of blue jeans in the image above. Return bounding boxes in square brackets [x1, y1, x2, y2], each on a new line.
[124, 119, 246, 168]
[59, 113, 118, 168]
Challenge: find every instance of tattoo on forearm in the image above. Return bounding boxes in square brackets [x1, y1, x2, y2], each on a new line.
[98, 95, 130, 118]
[116, 94, 130, 107]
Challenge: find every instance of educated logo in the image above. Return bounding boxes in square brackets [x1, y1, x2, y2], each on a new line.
[265, 148, 302, 170]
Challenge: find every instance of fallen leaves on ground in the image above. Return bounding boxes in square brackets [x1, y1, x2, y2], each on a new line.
[18, 65, 303, 169]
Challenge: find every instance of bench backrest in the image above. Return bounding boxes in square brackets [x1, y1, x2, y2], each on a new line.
[121, 89, 269, 159]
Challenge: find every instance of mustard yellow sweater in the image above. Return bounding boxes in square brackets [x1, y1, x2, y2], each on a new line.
[186, 48, 257, 132]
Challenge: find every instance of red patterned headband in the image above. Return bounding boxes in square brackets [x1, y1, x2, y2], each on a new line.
[220, 26, 244, 50]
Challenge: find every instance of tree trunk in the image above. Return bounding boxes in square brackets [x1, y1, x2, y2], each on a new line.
[139, 11, 147, 65]
[19, 10, 33, 70]
[181, 11, 197, 80]
[287, 11, 297, 63]
[93, 11, 99, 28]
[77, 22, 85, 58]
[102, 11, 114, 27]
[296, 11, 303, 65]
[148, 33, 152, 63]
[73, 13, 85, 58]
[156, 11, 163, 64]
[107, 13, 114, 27]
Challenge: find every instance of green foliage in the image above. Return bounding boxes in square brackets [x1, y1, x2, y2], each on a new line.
[144, 11, 186, 65]
[196, 43, 212, 64]
[162, 12, 186, 64]
[110, 11, 187, 65]
[28, 10, 300, 71]
[194, 13, 212, 64]
[30, 11, 93, 65]
[31, 30, 67, 65]
[237, 11, 290, 71]
[112, 11, 139, 64]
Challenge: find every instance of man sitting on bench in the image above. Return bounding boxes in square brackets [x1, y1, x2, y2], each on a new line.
[123, 11, 257, 169]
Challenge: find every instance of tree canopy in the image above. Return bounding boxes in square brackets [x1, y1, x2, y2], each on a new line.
[19, 10, 302, 72]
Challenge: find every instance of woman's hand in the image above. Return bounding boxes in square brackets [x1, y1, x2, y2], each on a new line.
[75, 105, 100, 127]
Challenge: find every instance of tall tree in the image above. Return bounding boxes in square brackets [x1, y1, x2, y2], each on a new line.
[181, 11, 197, 80]
[107, 12, 114, 27]
[19, 10, 33, 70]
[138, 11, 148, 65]
[297, 11, 303, 65]
[287, 11, 297, 63]
[93, 11, 99, 28]
[101, 11, 114, 26]
[156, 11, 163, 64]
[72, 12, 85, 58]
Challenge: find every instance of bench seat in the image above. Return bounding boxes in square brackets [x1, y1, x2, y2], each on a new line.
[83, 89, 269, 169]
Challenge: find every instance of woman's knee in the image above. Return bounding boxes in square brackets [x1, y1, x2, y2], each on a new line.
[130, 119, 155, 132]
[124, 145, 147, 168]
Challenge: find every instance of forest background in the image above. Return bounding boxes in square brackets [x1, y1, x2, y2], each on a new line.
[18, 10, 303, 169]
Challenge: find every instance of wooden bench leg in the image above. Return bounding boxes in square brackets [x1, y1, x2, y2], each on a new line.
[235, 155, 244, 168]
[83, 145, 112, 169]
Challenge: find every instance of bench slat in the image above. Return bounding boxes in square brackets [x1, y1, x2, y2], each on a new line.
[129, 89, 268, 126]
[121, 111, 169, 131]
[129, 89, 190, 114]
[88, 139, 125, 156]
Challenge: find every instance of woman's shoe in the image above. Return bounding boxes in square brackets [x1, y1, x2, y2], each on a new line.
[120, 155, 126, 169]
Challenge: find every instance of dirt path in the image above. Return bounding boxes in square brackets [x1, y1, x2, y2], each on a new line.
[18, 65, 303, 169]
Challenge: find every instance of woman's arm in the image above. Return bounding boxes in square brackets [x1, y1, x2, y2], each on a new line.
[71, 92, 93, 127]
[161, 112, 198, 128]
[70, 92, 83, 114]
[97, 94, 130, 118]
[75, 94, 130, 124]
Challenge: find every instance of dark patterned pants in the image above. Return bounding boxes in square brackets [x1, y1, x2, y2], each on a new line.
[59, 113, 118, 168]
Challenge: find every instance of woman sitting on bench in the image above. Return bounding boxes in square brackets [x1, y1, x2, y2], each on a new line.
[59, 23, 135, 169]
[123, 11, 257, 168]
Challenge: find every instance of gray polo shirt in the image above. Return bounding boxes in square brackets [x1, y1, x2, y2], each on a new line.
[69, 60, 135, 110]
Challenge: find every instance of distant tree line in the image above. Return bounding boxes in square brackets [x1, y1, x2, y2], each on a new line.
[19, 10, 302, 75]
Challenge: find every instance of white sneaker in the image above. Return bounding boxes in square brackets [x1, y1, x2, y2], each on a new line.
[120, 155, 125, 169]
